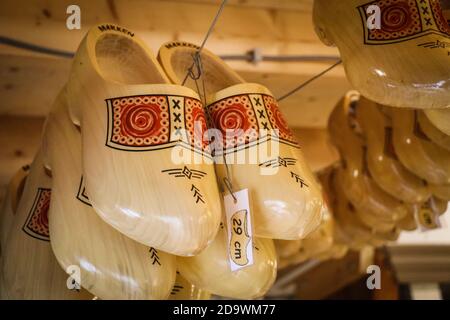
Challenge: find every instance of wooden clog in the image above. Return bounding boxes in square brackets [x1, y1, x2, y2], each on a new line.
[319, 170, 352, 253]
[315, 243, 349, 261]
[418, 110, 450, 151]
[65, 24, 221, 256]
[275, 239, 302, 260]
[329, 165, 401, 248]
[331, 173, 373, 250]
[169, 272, 211, 300]
[423, 108, 450, 137]
[386, 107, 450, 184]
[429, 196, 448, 215]
[301, 207, 334, 257]
[396, 206, 418, 231]
[0, 165, 29, 255]
[356, 96, 430, 203]
[0, 166, 29, 299]
[178, 223, 277, 299]
[158, 41, 324, 240]
[277, 207, 335, 268]
[430, 183, 450, 201]
[313, 0, 450, 109]
[328, 92, 409, 226]
[42, 90, 176, 300]
[1, 150, 92, 300]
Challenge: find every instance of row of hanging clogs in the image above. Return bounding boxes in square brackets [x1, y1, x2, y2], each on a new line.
[2, 0, 450, 298]
[275, 205, 349, 270]
[328, 92, 448, 249]
[303, 0, 450, 252]
[0, 23, 326, 300]
[275, 86, 450, 268]
[276, 0, 450, 267]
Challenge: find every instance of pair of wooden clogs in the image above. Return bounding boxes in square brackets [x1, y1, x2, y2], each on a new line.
[275, 203, 349, 270]
[1, 23, 325, 299]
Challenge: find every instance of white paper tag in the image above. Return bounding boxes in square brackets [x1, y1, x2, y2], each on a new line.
[223, 189, 254, 272]
[415, 200, 442, 231]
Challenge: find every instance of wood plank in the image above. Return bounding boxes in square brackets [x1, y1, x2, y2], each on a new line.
[242, 70, 351, 128]
[0, 16, 339, 65]
[397, 271, 450, 283]
[0, 0, 321, 44]
[0, 54, 69, 117]
[0, 116, 44, 186]
[0, 0, 345, 127]
[388, 245, 450, 256]
[0, 53, 348, 128]
[293, 128, 339, 172]
[169, 0, 313, 12]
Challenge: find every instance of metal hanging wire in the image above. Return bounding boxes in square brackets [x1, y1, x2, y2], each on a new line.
[181, 0, 228, 86]
[276, 59, 342, 102]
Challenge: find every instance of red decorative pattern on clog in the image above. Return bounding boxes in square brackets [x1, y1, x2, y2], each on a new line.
[206, 93, 297, 151]
[22, 188, 51, 241]
[358, 0, 450, 45]
[105, 95, 210, 155]
[264, 95, 295, 142]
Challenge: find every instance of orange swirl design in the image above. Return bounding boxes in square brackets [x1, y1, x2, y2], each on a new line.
[120, 103, 162, 138]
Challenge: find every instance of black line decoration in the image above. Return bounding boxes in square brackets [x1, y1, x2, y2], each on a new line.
[253, 97, 262, 106]
[259, 157, 297, 168]
[162, 166, 207, 180]
[418, 40, 450, 49]
[76, 176, 92, 206]
[171, 285, 184, 295]
[191, 184, 205, 204]
[290, 171, 309, 188]
[149, 247, 161, 266]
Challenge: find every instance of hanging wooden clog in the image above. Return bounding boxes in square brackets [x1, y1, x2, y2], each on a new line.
[328, 92, 409, 229]
[178, 223, 277, 299]
[313, 0, 450, 109]
[386, 107, 450, 185]
[0, 166, 29, 298]
[430, 183, 450, 201]
[169, 272, 211, 300]
[424, 109, 450, 137]
[158, 41, 324, 240]
[65, 24, 221, 256]
[396, 206, 418, 231]
[418, 110, 450, 151]
[329, 171, 374, 250]
[275, 204, 335, 267]
[42, 89, 176, 300]
[0, 165, 29, 254]
[275, 239, 303, 260]
[355, 95, 430, 203]
[335, 169, 401, 248]
[1, 150, 92, 300]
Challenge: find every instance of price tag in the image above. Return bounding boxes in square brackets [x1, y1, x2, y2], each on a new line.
[223, 189, 254, 272]
[416, 200, 442, 231]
